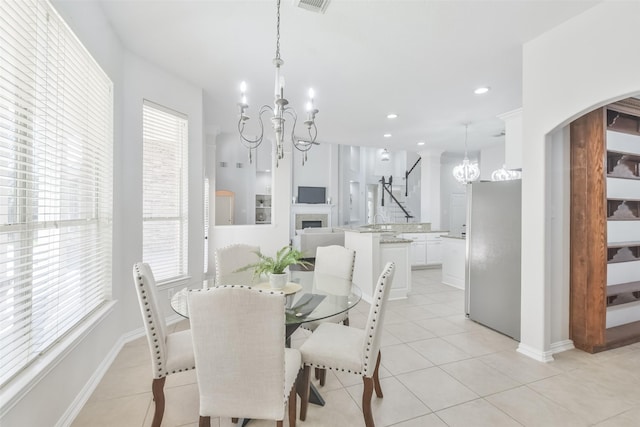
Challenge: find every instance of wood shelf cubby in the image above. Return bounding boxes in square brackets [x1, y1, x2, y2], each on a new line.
[570, 97, 640, 353]
[607, 244, 640, 263]
[606, 150, 640, 179]
[607, 199, 640, 219]
[606, 281, 640, 306]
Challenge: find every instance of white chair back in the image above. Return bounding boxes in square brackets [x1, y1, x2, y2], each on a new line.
[188, 286, 288, 420]
[214, 243, 260, 285]
[362, 262, 395, 377]
[314, 245, 355, 281]
[132, 262, 169, 378]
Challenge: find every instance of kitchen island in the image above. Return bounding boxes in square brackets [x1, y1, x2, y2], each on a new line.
[342, 225, 417, 301]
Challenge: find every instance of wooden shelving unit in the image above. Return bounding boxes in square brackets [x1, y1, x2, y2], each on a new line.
[570, 98, 640, 353]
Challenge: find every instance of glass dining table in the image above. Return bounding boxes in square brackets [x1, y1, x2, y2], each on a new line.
[170, 269, 362, 408]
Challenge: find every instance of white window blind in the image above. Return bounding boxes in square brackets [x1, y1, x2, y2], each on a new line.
[204, 177, 210, 274]
[142, 101, 188, 282]
[0, 0, 113, 386]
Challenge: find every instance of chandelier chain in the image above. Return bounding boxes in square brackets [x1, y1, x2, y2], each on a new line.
[275, 0, 281, 61]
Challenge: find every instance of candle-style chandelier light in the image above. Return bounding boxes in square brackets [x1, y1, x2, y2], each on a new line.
[452, 124, 480, 184]
[237, 0, 319, 167]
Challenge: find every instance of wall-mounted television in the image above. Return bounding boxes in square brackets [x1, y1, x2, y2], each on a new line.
[297, 186, 326, 204]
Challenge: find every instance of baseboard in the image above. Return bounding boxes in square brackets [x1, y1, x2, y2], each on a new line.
[517, 342, 555, 363]
[549, 339, 575, 354]
[56, 327, 146, 427]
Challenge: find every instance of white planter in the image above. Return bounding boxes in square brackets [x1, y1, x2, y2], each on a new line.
[269, 272, 288, 290]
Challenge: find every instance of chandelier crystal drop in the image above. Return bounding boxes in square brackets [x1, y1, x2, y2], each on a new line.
[453, 124, 480, 184]
[237, 0, 319, 167]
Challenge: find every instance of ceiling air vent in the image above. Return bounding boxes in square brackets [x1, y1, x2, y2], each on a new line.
[294, 0, 330, 14]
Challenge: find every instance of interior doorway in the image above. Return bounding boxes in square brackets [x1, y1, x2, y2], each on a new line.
[215, 190, 235, 225]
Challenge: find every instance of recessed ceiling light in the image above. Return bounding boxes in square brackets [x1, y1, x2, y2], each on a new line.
[474, 87, 490, 95]
[383, 133, 392, 138]
[387, 113, 398, 119]
[417, 141, 425, 146]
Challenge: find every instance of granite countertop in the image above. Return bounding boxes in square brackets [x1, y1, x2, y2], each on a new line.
[441, 234, 466, 240]
[339, 223, 440, 234]
[380, 236, 412, 244]
[399, 229, 449, 234]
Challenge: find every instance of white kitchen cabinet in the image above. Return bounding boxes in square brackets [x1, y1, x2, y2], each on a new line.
[379, 242, 411, 300]
[399, 233, 426, 266]
[399, 232, 444, 267]
[425, 233, 443, 265]
[442, 235, 465, 289]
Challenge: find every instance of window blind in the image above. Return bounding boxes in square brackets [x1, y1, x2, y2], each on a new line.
[204, 177, 210, 274]
[142, 101, 188, 282]
[0, 0, 113, 386]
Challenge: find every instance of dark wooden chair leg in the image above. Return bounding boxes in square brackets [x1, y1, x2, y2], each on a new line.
[314, 367, 321, 381]
[232, 418, 239, 423]
[288, 380, 297, 427]
[373, 351, 383, 398]
[362, 376, 375, 427]
[276, 421, 283, 427]
[318, 368, 326, 386]
[151, 377, 166, 427]
[199, 415, 211, 427]
[299, 365, 311, 421]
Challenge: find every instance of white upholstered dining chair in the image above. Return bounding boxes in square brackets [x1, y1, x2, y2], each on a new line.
[299, 262, 395, 427]
[303, 244, 356, 385]
[132, 262, 195, 427]
[214, 243, 260, 286]
[188, 285, 301, 427]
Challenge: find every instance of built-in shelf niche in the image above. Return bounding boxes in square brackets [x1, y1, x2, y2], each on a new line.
[570, 98, 640, 352]
[607, 280, 640, 307]
[607, 109, 640, 135]
[607, 199, 640, 219]
[606, 151, 640, 179]
[255, 194, 271, 224]
[607, 244, 640, 263]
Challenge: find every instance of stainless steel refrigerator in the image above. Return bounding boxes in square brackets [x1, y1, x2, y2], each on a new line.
[465, 180, 521, 341]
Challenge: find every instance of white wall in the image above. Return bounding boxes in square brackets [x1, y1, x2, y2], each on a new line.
[215, 132, 260, 224]
[2, 1, 206, 425]
[520, 1, 640, 360]
[292, 141, 333, 191]
[440, 152, 479, 232]
[479, 143, 505, 181]
[121, 51, 205, 325]
[419, 149, 442, 228]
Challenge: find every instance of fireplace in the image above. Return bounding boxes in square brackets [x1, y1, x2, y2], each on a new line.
[301, 220, 322, 229]
[295, 213, 328, 230]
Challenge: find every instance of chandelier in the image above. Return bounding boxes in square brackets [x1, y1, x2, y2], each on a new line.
[491, 164, 521, 181]
[237, 0, 319, 167]
[452, 124, 480, 184]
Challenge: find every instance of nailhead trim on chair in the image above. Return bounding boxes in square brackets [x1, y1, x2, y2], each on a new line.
[134, 263, 198, 378]
[303, 263, 393, 377]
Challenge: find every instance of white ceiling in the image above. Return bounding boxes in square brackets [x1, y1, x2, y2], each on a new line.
[90, 0, 599, 154]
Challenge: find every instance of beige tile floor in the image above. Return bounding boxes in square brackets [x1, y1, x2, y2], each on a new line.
[72, 268, 640, 427]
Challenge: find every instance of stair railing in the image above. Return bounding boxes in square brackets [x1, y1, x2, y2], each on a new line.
[379, 175, 413, 222]
[405, 156, 421, 197]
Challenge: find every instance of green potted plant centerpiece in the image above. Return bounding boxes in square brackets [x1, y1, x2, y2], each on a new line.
[239, 245, 312, 289]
